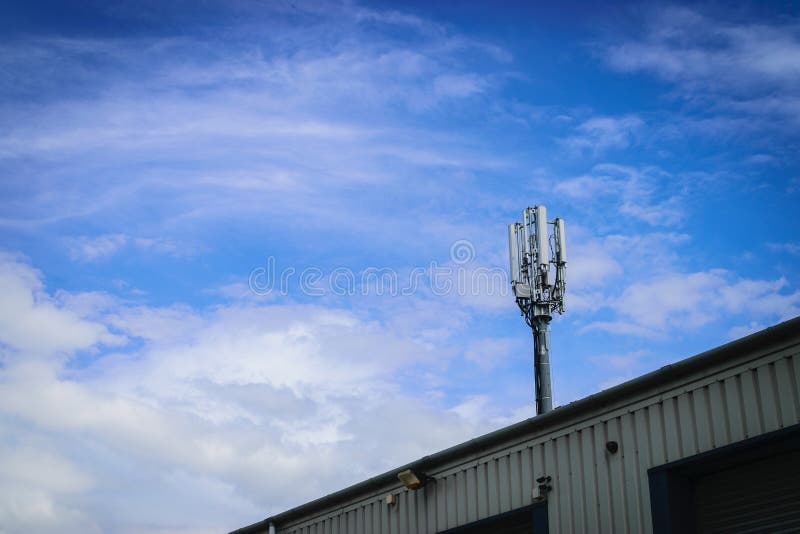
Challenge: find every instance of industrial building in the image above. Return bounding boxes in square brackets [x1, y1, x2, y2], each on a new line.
[232, 317, 800, 534]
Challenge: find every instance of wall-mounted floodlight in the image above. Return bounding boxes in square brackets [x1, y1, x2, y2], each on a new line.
[508, 205, 567, 415]
[397, 469, 428, 490]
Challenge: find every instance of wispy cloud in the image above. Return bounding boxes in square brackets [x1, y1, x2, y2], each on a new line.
[561, 115, 644, 154]
[0, 23, 509, 258]
[65, 234, 195, 261]
[767, 242, 800, 256]
[604, 6, 800, 123]
[553, 163, 686, 226]
[585, 270, 800, 337]
[66, 234, 128, 261]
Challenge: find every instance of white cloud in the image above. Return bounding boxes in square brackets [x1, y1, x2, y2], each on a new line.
[598, 375, 631, 391]
[604, 6, 800, 122]
[560, 228, 689, 313]
[553, 174, 616, 200]
[0, 254, 500, 532]
[132, 237, 196, 257]
[0, 443, 92, 495]
[767, 242, 800, 256]
[562, 115, 644, 154]
[567, 240, 623, 290]
[585, 270, 800, 337]
[554, 164, 685, 226]
[464, 337, 517, 368]
[66, 234, 128, 261]
[589, 349, 649, 370]
[66, 234, 196, 262]
[727, 321, 766, 340]
[607, 8, 800, 89]
[0, 27, 507, 262]
[433, 73, 484, 98]
[0, 253, 122, 357]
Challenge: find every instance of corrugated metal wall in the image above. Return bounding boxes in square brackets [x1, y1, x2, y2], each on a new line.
[279, 345, 800, 534]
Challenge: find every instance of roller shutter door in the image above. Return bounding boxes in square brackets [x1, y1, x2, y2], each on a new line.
[438, 503, 547, 534]
[694, 449, 800, 533]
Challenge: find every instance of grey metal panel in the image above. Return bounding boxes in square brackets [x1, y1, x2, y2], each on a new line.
[498, 454, 511, 514]
[756, 365, 779, 431]
[563, 432, 579, 532]
[579, 427, 598, 531]
[274, 348, 800, 534]
[676, 392, 697, 457]
[622, 412, 645, 533]
[592, 420, 614, 533]
[520, 447, 533, 514]
[707, 380, 728, 447]
[725, 375, 747, 443]
[740, 369, 762, 437]
[775, 357, 797, 425]
[793, 354, 800, 418]
[543, 437, 560, 533]
[692, 386, 712, 451]
[608, 417, 628, 533]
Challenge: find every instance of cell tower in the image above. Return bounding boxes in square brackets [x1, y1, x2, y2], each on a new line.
[508, 206, 567, 415]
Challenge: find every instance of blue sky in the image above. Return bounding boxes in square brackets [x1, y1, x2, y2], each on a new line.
[1, 1, 799, 532]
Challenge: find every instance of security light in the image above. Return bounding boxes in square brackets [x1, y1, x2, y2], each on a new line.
[397, 468, 427, 490]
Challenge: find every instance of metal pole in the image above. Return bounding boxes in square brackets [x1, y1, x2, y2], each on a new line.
[533, 315, 552, 414]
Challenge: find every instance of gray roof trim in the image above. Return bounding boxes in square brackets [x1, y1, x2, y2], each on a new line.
[231, 316, 800, 534]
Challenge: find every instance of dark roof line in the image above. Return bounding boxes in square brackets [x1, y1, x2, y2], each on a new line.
[231, 316, 800, 534]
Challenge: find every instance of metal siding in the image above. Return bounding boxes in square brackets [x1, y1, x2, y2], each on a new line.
[573, 430, 588, 534]
[498, 454, 511, 514]
[622, 412, 644, 533]
[677, 392, 697, 457]
[520, 447, 533, 511]
[692, 386, 712, 451]
[509, 450, 522, 510]
[740, 369, 762, 438]
[775, 357, 797, 426]
[580, 427, 598, 531]
[662, 398, 682, 462]
[592, 421, 614, 533]
[608, 417, 628, 533]
[758, 364, 780, 431]
[370, 502, 379, 534]
[548, 436, 572, 532]
[792, 354, 800, 418]
[726, 375, 747, 443]
[277, 349, 800, 534]
[398, 490, 407, 534]
[446, 473, 457, 530]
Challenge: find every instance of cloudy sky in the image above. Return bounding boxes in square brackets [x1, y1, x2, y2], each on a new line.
[1, 1, 799, 532]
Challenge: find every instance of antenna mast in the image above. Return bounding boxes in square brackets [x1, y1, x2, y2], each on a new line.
[508, 206, 567, 415]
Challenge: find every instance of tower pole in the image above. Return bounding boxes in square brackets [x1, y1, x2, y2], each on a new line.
[532, 309, 552, 414]
[509, 205, 565, 417]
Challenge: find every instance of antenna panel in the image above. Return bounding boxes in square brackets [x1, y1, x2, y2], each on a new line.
[554, 218, 566, 264]
[508, 224, 519, 283]
[534, 205, 548, 267]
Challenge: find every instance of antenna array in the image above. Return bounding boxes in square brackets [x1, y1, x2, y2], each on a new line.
[508, 205, 567, 414]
